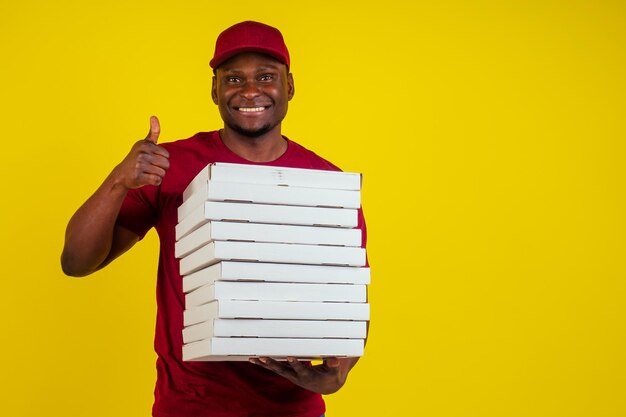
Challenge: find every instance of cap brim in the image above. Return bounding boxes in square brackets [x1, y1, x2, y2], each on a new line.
[210, 47, 288, 69]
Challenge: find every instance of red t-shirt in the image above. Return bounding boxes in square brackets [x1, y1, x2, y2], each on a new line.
[116, 131, 367, 417]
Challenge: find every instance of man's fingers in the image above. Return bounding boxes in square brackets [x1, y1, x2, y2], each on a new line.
[140, 162, 168, 179]
[141, 152, 170, 170]
[286, 357, 312, 373]
[324, 357, 341, 368]
[140, 172, 165, 186]
[145, 115, 160, 143]
[251, 358, 297, 379]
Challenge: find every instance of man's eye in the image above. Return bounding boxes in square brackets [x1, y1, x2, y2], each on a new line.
[227, 77, 240, 83]
[259, 74, 274, 81]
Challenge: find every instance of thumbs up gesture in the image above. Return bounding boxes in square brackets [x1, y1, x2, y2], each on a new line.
[113, 116, 171, 190]
[145, 115, 161, 144]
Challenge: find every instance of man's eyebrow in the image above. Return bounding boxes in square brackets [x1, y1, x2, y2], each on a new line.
[220, 64, 282, 74]
[255, 65, 281, 71]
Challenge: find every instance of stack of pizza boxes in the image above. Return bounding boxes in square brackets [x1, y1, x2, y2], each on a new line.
[175, 162, 370, 361]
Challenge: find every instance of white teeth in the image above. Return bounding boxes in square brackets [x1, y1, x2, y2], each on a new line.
[238, 107, 265, 112]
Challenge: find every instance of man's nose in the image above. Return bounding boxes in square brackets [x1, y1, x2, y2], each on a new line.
[239, 81, 261, 99]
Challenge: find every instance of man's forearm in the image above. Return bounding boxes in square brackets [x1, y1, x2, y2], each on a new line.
[61, 171, 129, 276]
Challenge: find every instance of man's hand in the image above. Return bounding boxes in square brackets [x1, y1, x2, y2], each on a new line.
[112, 115, 170, 189]
[249, 356, 359, 395]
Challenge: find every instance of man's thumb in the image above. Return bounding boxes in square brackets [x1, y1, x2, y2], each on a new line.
[145, 115, 160, 143]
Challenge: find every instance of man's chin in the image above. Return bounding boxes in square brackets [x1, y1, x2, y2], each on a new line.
[228, 123, 274, 139]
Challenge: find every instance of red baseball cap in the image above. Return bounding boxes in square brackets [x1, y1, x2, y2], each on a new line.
[210, 21, 290, 70]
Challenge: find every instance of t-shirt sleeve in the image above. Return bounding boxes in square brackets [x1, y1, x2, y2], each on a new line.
[358, 206, 369, 267]
[115, 186, 159, 239]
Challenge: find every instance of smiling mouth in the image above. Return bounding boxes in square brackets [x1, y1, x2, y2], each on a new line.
[237, 106, 268, 113]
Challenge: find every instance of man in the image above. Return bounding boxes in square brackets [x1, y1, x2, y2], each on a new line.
[61, 21, 367, 417]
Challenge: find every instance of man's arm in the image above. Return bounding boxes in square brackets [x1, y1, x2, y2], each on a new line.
[61, 116, 170, 277]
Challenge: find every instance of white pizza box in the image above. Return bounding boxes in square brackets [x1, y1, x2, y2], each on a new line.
[175, 221, 362, 258]
[182, 337, 365, 361]
[183, 319, 367, 343]
[183, 300, 370, 326]
[183, 262, 370, 293]
[185, 281, 367, 307]
[179, 241, 367, 275]
[178, 180, 361, 221]
[183, 162, 362, 202]
[176, 201, 358, 241]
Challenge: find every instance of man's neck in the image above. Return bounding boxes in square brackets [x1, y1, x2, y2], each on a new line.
[219, 127, 288, 163]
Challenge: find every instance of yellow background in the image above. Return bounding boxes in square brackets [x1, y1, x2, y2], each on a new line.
[1, 1, 625, 416]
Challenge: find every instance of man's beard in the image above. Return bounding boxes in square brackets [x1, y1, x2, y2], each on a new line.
[226, 121, 274, 138]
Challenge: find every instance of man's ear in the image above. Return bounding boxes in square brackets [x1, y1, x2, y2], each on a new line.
[287, 73, 295, 101]
[211, 75, 218, 104]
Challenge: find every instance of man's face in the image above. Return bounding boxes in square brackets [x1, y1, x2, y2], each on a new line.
[212, 52, 294, 138]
